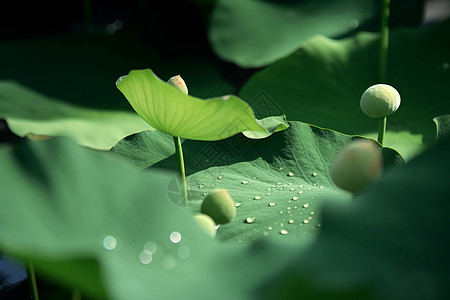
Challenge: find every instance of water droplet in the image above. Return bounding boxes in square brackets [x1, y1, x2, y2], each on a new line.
[302, 203, 310, 208]
[313, 183, 317, 187]
[310, 211, 315, 215]
[282, 184, 288, 188]
[241, 180, 249, 185]
[280, 229, 289, 235]
[290, 188, 295, 191]
[102, 235, 117, 250]
[210, 184, 215, 187]
[288, 219, 295, 224]
[312, 172, 318, 177]
[349, 19, 359, 28]
[170, 231, 182, 243]
[162, 255, 176, 270]
[292, 196, 299, 201]
[139, 250, 153, 264]
[287, 172, 295, 177]
[197, 182, 201, 185]
[254, 195, 263, 200]
[245, 217, 255, 224]
[266, 193, 271, 196]
[203, 193, 208, 196]
[268, 226, 273, 230]
[177, 246, 190, 259]
[235, 202, 243, 207]
[298, 185, 303, 188]
[317, 224, 322, 228]
[298, 190, 304, 194]
[217, 175, 224, 179]
[303, 219, 310, 224]
[266, 188, 271, 191]
[319, 185, 324, 189]
[199, 184, 205, 188]
[144, 241, 157, 254]
[252, 177, 257, 180]
[268, 202, 276, 207]
[271, 185, 276, 188]
[279, 211, 284, 214]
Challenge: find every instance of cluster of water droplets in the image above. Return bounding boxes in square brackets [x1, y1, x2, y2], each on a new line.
[234, 170, 324, 237]
[101, 230, 190, 269]
[187, 167, 325, 240]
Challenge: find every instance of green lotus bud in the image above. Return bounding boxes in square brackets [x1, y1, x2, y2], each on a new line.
[193, 214, 217, 237]
[200, 189, 236, 224]
[167, 75, 188, 95]
[330, 139, 383, 194]
[360, 84, 401, 118]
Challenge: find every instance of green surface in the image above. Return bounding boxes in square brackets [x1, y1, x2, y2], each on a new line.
[0, 81, 150, 150]
[0, 138, 306, 299]
[112, 122, 403, 243]
[209, 0, 378, 67]
[240, 20, 450, 159]
[116, 69, 288, 141]
[255, 136, 450, 300]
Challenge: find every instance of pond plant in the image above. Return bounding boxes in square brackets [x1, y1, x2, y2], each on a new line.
[0, 0, 449, 299]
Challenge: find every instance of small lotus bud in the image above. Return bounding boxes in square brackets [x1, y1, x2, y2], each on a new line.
[330, 139, 383, 194]
[360, 84, 401, 118]
[167, 75, 188, 95]
[193, 214, 217, 237]
[200, 189, 236, 224]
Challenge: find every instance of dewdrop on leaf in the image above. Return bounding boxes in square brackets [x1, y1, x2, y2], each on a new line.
[330, 139, 383, 194]
[167, 75, 188, 95]
[360, 84, 401, 118]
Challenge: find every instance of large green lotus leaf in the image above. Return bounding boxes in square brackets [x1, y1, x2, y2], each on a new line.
[208, 0, 378, 67]
[116, 69, 288, 141]
[0, 138, 306, 299]
[255, 136, 450, 300]
[112, 122, 403, 243]
[0, 81, 150, 149]
[240, 20, 450, 160]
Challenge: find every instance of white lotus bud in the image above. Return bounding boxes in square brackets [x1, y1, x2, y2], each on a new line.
[330, 139, 383, 194]
[360, 84, 401, 118]
[167, 75, 188, 95]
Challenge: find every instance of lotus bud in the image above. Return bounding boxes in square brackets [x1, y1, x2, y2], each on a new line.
[167, 75, 188, 95]
[201, 189, 236, 224]
[360, 84, 401, 118]
[330, 139, 383, 194]
[193, 214, 217, 237]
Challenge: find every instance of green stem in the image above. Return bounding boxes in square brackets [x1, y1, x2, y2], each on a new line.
[379, 0, 390, 83]
[27, 262, 39, 300]
[378, 116, 387, 146]
[173, 136, 188, 207]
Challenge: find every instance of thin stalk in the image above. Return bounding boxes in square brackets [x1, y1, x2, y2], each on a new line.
[378, 0, 390, 146]
[378, 116, 387, 145]
[379, 0, 390, 83]
[27, 262, 39, 300]
[173, 136, 188, 207]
